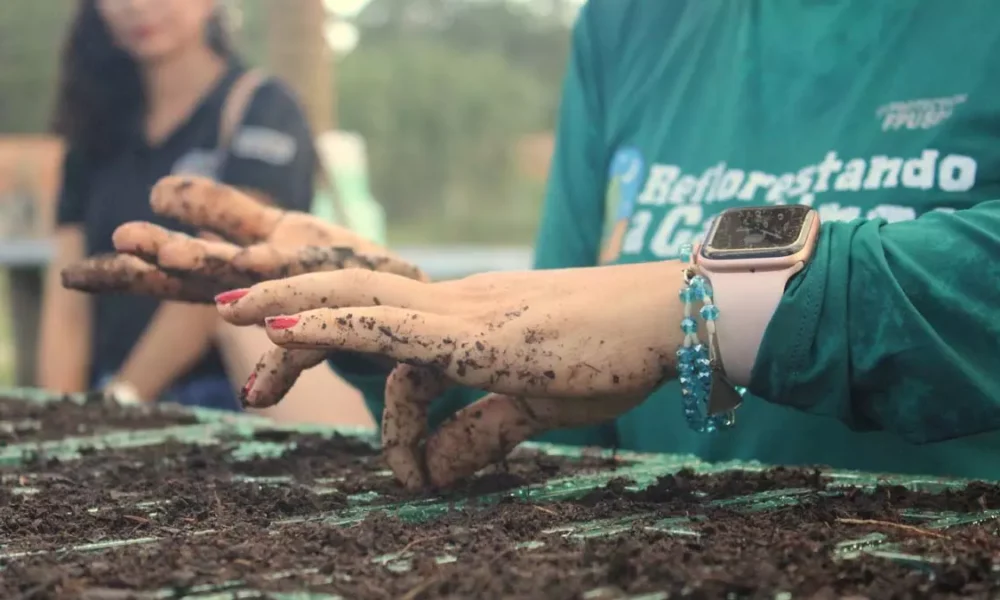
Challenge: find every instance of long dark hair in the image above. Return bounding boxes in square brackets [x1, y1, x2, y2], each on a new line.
[52, 0, 234, 161]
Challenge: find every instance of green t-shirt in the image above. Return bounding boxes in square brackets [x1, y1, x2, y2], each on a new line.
[331, 0, 1000, 479]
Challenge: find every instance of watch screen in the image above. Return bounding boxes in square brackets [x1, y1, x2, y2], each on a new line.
[708, 205, 811, 252]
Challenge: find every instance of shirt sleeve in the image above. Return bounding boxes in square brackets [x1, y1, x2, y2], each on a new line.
[217, 79, 316, 212]
[55, 146, 90, 226]
[750, 200, 1000, 444]
[326, 3, 614, 448]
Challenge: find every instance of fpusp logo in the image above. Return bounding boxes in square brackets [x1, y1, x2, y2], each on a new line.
[876, 95, 967, 132]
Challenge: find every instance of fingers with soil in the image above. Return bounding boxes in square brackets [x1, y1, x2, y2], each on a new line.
[232, 245, 428, 282]
[261, 307, 469, 374]
[150, 176, 283, 244]
[423, 394, 643, 488]
[157, 237, 256, 289]
[114, 221, 257, 290]
[423, 393, 546, 488]
[263, 306, 441, 348]
[241, 347, 328, 408]
[111, 222, 177, 261]
[382, 365, 451, 490]
[60, 254, 219, 303]
[217, 270, 443, 326]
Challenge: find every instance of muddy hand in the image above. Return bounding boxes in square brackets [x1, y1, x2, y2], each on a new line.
[215, 269, 431, 409]
[61, 176, 428, 303]
[215, 261, 689, 488]
[382, 364, 644, 489]
[62, 253, 223, 303]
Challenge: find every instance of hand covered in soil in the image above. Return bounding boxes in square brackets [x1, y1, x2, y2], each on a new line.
[214, 260, 687, 489]
[60, 176, 429, 407]
[61, 176, 427, 302]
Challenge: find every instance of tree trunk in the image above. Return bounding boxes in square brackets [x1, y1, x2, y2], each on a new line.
[264, 0, 336, 131]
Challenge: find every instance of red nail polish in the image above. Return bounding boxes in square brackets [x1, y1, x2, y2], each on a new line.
[239, 372, 257, 406]
[240, 373, 257, 408]
[266, 316, 300, 330]
[215, 289, 249, 305]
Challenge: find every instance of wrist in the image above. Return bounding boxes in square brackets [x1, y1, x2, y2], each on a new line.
[103, 378, 146, 405]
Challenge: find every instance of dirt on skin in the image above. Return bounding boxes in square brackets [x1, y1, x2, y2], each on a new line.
[0, 394, 198, 445]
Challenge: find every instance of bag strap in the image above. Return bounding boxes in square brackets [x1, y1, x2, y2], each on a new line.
[217, 68, 352, 228]
[218, 68, 267, 152]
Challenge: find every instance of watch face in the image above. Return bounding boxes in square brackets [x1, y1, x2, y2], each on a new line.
[704, 205, 812, 257]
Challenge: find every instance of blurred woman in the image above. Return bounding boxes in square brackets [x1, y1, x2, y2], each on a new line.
[37, 0, 317, 410]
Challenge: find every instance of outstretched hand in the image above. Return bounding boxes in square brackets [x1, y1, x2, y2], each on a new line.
[214, 260, 687, 489]
[60, 176, 429, 407]
[61, 176, 427, 303]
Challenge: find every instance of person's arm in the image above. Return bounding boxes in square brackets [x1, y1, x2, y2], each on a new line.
[37, 148, 92, 392]
[751, 200, 1000, 443]
[327, 3, 615, 448]
[114, 80, 320, 401]
[38, 228, 92, 392]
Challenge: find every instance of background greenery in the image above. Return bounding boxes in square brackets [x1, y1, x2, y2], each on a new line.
[0, 0, 573, 243]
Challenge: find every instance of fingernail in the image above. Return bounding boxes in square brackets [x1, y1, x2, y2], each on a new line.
[215, 289, 249, 305]
[266, 315, 300, 330]
[239, 372, 257, 406]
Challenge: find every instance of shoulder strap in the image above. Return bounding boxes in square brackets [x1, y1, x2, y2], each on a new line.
[218, 68, 267, 152]
[217, 68, 352, 229]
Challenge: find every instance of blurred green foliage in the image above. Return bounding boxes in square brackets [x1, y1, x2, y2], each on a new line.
[0, 0, 572, 244]
[0, 2, 72, 135]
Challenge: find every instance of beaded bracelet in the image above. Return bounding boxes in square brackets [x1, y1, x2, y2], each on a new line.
[676, 244, 746, 433]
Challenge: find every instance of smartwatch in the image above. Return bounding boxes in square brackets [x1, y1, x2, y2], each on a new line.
[695, 205, 821, 387]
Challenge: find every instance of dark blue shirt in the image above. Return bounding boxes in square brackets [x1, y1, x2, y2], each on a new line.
[56, 62, 316, 388]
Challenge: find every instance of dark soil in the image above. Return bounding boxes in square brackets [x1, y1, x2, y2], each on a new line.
[3, 397, 1000, 598]
[3, 471, 1000, 599]
[0, 394, 198, 445]
[1, 432, 623, 551]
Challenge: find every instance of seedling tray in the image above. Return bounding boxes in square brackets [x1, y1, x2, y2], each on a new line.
[2, 386, 1000, 598]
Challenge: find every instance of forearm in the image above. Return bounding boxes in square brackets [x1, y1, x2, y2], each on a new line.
[116, 302, 219, 400]
[751, 200, 1000, 443]
[37, 228, 92, 393]
[37, 291, 92, 393]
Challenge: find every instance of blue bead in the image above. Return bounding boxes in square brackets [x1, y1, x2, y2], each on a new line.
[696, 358, 711, 369]
[689, 275, 708, 291]
[678, 362, 694, 375]
[679, 244, 693, 262]
[676, 347, 692, 361]
[681, 317, 698, 334]
[700, 304, 720, 321]
[679, 287, 697, 303]
[692, 344, 708, 358]
[678, 376, 694, 388]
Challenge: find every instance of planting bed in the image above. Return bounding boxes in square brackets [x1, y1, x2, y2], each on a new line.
[0, 391, 197, 444]
[2, 390, 1000, 599]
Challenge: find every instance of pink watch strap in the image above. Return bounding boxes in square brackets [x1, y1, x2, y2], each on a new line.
[702, 263, 803, 387]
